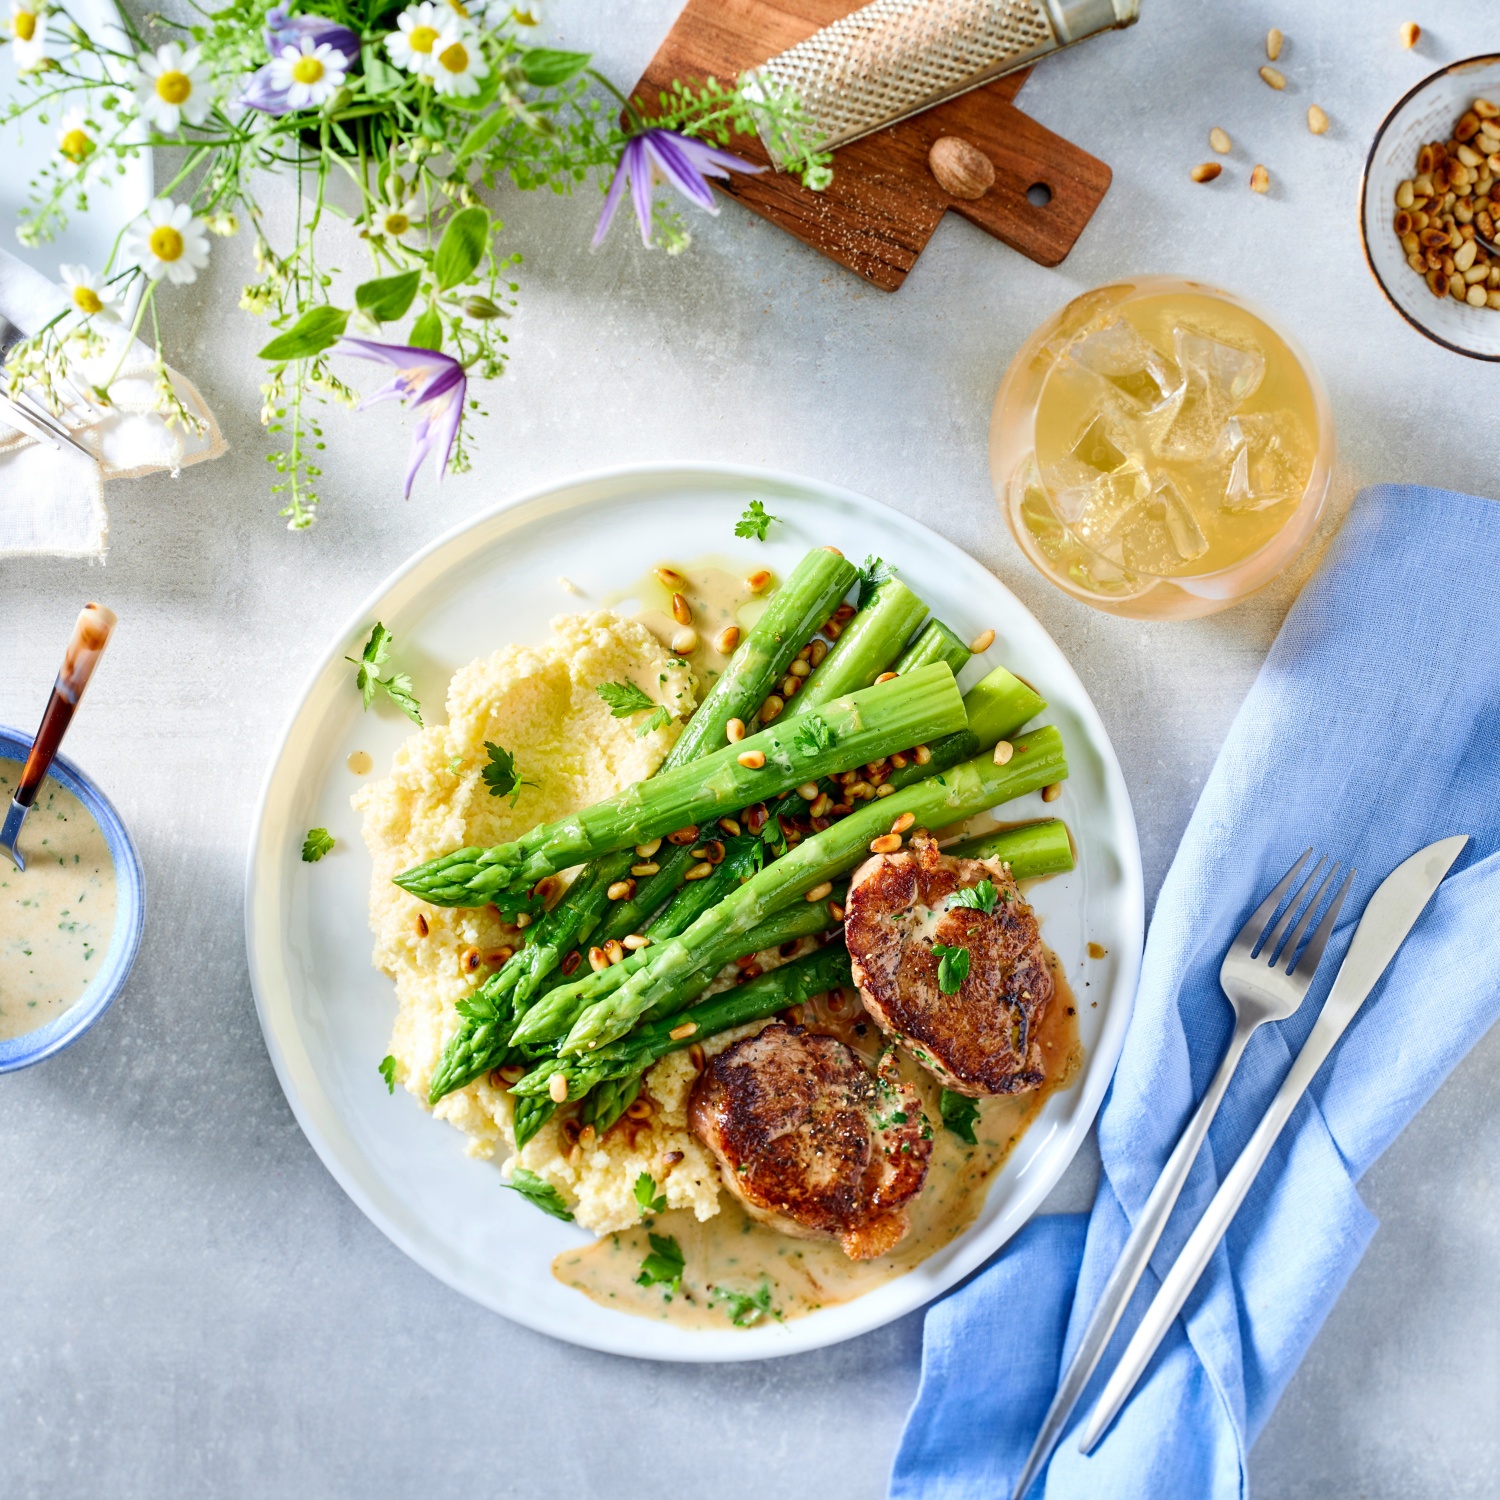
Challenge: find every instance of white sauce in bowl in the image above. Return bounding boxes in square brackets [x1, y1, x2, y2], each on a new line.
[0, 760, 118, 1040]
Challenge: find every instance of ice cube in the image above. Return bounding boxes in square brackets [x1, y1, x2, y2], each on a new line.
[1072, 464, 1150, 562]
[1069, 412, 1128, 473]
[1113, 476, 1209, 575]
[1156, 328, 1266, 462]
[1066, 318, 1179, 413]
[1220, 411, 1313, 511]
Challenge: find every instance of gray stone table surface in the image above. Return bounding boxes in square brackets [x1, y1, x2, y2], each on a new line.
[3, 0, 1498, 1495]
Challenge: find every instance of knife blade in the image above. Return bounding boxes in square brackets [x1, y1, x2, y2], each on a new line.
[1077, 833, 1470, 1455]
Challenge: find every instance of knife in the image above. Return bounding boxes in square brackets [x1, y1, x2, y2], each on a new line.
[1077, 833, 1470, 1455]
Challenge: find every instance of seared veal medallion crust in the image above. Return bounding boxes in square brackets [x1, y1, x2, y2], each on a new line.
[844, 832, 1053, 1096]
[688, 1023, 932, 1261]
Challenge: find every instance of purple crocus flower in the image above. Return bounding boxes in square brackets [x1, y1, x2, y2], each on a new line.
[593, 128, 764, 249]
[238, 7, 360, 115]
[335, 338, 467, 498]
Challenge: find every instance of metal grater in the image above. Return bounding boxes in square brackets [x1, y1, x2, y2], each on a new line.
[749, 0, 1140, 164]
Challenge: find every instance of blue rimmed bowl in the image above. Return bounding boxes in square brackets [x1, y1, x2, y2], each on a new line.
[0, 726, 145, 1073]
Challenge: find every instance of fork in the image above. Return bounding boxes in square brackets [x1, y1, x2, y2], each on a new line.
[1010, 849, 1353, 1500]
[0, 313, 95, 460]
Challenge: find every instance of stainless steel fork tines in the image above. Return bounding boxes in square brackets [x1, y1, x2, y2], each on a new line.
[1011, 849, 1353, 1500]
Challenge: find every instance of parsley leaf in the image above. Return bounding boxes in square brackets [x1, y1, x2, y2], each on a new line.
[345, 623, 423, 725]
[713, 1282, 779, 1327]
[792, 714, 837, 758]
[637, 706, 672, 738]
[634, 1171, 668, 1218]
[761, 814, 788, 860]
[635, 1232, 685, 1297]
[856, 555, 895, 609]
[733, 499, 778, 541]
[505, 1168, 574, 1222]
[378, 1054, 397, 1094]
[932, 942, 971, 995]
[596, 680, 655, 716]
[302, 827, 335, 863]
[481, 742, 537, 805]
[948, 879, 999, 915]
[940, 1088, 980, 1146]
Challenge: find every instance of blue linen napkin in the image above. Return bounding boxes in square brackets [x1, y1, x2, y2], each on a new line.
[892, 484, 1500, 1500]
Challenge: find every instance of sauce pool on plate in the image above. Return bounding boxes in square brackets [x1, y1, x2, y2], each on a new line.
[0, 761, 117, 1041]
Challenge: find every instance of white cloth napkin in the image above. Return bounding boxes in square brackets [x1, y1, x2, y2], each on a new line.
[0, 247, 226, 559]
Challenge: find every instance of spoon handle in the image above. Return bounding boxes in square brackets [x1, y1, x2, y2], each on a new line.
[16, 603, 117, 807]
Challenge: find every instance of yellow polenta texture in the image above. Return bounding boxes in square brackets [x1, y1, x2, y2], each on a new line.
[353, 611, 694, 1166]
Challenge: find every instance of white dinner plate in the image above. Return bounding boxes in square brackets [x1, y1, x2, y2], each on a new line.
[1, 0, 152, 281]
[245, 463, 1144, 1362]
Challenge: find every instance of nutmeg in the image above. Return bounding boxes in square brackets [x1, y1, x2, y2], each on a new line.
[928, 136, 995, 200]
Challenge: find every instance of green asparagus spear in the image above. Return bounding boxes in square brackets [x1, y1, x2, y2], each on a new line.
[561, 726, 1068, 1054]
[512, 1092, 556, 1150]
[895, 619, 973, 677]
[592, 841, 696, 946]
[396, 663, 967, 905]
[514, 944, 854, 1109]
[887, 666, 1045, 790]
[509, 833, 768, 1047]
[945, 818, 1074, 878]
[660, 546, 856, 765]
[783, 576, 928, 717]
[580, 1073, 641, 1135]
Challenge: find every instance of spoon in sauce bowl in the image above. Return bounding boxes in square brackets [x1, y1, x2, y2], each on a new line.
[0, 603, 117, 872]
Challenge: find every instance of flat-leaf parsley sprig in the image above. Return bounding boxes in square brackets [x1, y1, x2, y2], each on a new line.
[596, 680, 671, 737]
[2, 0, 833, 529]
[931, 942, 970, 995]
[734, 499, 778, 541]
[481, 741, 537, 805]
[346, 623, 423, 725]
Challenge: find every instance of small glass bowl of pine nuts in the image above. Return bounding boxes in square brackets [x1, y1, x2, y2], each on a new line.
[1361, 55, 1500, 360]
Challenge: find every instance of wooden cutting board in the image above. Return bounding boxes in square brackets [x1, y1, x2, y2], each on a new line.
[631, 0, 1113, 291]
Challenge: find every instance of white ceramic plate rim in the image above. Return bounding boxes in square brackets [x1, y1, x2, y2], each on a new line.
[245, 461, 1144, 1362]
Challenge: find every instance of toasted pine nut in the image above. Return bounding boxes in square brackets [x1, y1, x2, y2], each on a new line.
[714, 624, 740, 655]
[671, 627, 698, 655]
[828, 902, 845, 922]
[824, 546, 844, 557]
[1266, 27, 1283, 60]
[560, 950, 581, 976]
[738, 749, 766, 769]
[847, 780, 875, 801]
[913, 744, 932, 765]
[967, 627, 995, 653]
[624, 1098, 653, 1121]
[797, 782, 820, 800]
[533, 875, 560, 904]
[486, 948, 514, 965]
[891, 811, 916, 834]
[1467, 283, 1489, 306]
[876, 784, 896, 797]
[1396, 179, 1415, 208]
[549, 1073, 569, 1103]
[807, 639, 829, 667]
[810, 792, 833, 818]
[655, 565, 687, 591]
[1250, 164, 1270, 193]
[694, 839, 725, 864]
[726, 718, 747, 743]
[461, 946, 482, 974]
[1042, 782, 1063, 803]
[604, 938, 625, 965]
[874, 670, 898, 683]
[796, 644, 813, 662]
[780, 675, 800, 697]
[514, 912, 532, 928]
[578, 1124, 596, 1150]
[760, 694, 784, 722]
[719, 816, 742, 836]
[631, 861, 660, 877]
[635, 837, 662, 858]
[1259, 66, 1285, 90]
[667, 825, 699, 845]
[498, 1064, 526, 1085]
[415, 911, 429, 937]
[588, 946, 609, 972]
[1475, 98, 1499, 120]
[745, 569, 772, 595]
[789, 658, 812, 677]
[669, 1021, 697, 1040]
[1307, 104, 1329, 134]
[1209, 126, 1232, 154]
[993, 740, 1014, 765]
[687, 1045, 705, 1071]
[822, 621, 842, 640]
[805, 881, 834, 903]
[670, 592, 693, 626]
[1399, 20, 1419, 47]
[623, 933, 651, 951]
[607, 878, 636, 902]
[1191, 162, 1222, 184]
[869, 833, 902, 854]
[685, 861, 714, 881]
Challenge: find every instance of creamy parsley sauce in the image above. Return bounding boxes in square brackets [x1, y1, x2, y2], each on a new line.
[554, 952, 1082, 1330]
[0, 760, 117, 1040]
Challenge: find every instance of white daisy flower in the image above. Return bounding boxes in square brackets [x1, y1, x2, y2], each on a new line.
[124, 198, 211, 284]
[376, 205, 412, 239]
[9, 0, 50, 71]
[268, 35, 348, 110]
[56, 106, 98, 167]
[385, 3, 445, 76]
[59, 264, 116, 319]
[429, 25, 487, 98]
[130, 42, 212, 133]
